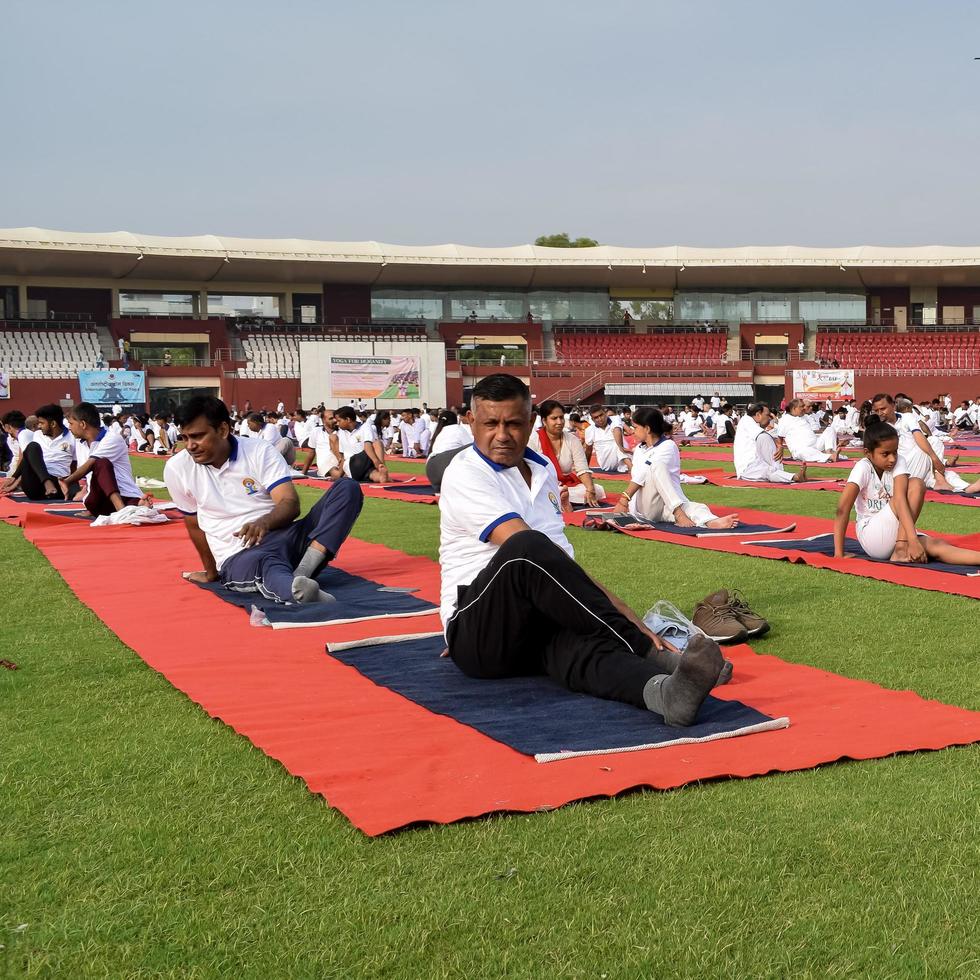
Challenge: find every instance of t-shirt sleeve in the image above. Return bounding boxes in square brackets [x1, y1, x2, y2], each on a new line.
[164, 458, 198, 514]
[255, 441, 295, 492]
[847, 459, 869, 491]
[441, 463, 520, 543]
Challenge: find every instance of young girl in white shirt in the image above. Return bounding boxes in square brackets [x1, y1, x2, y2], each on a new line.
[834, 421, 980, 565]
[613, 407, 737, 529]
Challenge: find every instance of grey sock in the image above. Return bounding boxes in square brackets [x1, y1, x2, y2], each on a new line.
[293, 545, 326, 580]
[642, 634, 724, 726]
[646, 641, 681, 674]
[291, 576, 335, 605]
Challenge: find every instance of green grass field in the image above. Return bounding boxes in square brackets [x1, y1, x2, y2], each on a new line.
[2, 455, 979, 977]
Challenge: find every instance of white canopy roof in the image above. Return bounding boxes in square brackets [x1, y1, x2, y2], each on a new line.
[2, 227, 980, 289]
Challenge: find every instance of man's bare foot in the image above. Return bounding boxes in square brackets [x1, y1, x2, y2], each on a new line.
[706, 514, 739, 529]
[673, 510, 696, 527]
[792, 464, 808, 483]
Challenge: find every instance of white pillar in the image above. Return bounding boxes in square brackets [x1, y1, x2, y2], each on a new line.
[17, 283, 28, 318]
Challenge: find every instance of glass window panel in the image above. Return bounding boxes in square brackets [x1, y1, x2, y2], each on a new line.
[530, 290, 608, 322]
[207, 294, 279, 317]
[450, 291, 524, 320]
[119, 291, 195, 316]
[371, 294, 443, 320]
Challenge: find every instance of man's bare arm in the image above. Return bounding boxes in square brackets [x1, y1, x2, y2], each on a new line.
[183, 514, 220, 582]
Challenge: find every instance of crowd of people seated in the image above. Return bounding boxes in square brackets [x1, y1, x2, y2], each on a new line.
[4, 381, 980, 729]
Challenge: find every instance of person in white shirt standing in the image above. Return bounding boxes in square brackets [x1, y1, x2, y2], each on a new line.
[165, 396, 363, 604]
[0, 403, 76, 500]
[438, 374, 725, 727]
[62, 402, 143, 516]
[734, 403, 808, 484]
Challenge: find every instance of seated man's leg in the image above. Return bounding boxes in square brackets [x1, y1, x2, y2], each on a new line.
[20, 442, 61, 500]
[448, 530, 722, 721]
[83, 457, 125, 516]
[275, 437, 296, 465]
[217, 541, 303, 604]
[448, 530, 666, 686]
[287, 478, 365, 579]
[425, 446, 467, 493]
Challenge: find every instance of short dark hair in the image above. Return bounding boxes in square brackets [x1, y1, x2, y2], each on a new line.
[537, 399, 564, 419]
[864, 420, 898, 451]
[471, 373, 530, 406]
[870, 392, 894, 406]
[36, 403, 64, 425]
[69, 402, 101, 428]
[747, 402, 770, 418]
[175, 396, 231, 429]
[247, 412, 265, 425]
[1, 410, 26, 428]
[335, 406, 357, 423]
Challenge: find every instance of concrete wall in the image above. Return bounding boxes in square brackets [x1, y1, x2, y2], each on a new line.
[299, 341, 446, 409]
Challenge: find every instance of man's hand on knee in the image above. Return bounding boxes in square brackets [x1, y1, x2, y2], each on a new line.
[235, 516, 274, 547]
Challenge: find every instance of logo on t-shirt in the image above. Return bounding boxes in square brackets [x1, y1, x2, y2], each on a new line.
[548, 491, 561, 515]
[242, 478, 260, 495]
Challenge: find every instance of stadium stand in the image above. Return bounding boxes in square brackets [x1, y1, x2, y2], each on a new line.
[236, 327, 429, 378]
[816, 329, 980, 369]
[0, 326, 101, 378]
[553, 328, 728, 364]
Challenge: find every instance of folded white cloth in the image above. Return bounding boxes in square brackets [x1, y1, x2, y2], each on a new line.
[92, 505, 169, 526]
[136, 477, 167, 488]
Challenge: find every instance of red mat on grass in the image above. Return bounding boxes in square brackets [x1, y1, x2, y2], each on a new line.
[679, 450, 857, 468]
[564, 507, 980, 600]
[19, 518, 980, 834]
[698, 471, 980, 508]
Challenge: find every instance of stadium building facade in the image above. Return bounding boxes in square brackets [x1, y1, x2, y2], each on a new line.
[1, 228, 978, 412]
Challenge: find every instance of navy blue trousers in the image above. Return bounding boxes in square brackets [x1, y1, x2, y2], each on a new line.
[219, 479, 363, 602]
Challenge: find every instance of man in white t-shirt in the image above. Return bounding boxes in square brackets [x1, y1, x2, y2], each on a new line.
[870, 393, 953, 512]
[2, 410, 33, 475]
[774, 400, 843, 463]
[586, 406, 630, 472]
[0, 403, 76, 500]
[62, 402, 143, 516]
[734, 404, 807, 484]
[300, 408, 344, 480]
[438, 374, 724, 727]
[164, 396, 363, 604]
[247, 412, 296, 465]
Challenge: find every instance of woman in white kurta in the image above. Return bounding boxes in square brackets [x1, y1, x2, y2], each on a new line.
[612, 406, 737, 528]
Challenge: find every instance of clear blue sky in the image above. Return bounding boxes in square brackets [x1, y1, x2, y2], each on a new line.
[5, 0, 980, 246]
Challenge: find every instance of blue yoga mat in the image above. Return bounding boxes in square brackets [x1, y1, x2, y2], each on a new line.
[328, 634, 787, 762]
[377, 484, 436, 497]
[194, 565, 437, 628]
[749, 533, 979, 576]
[588, 514, 797, 537]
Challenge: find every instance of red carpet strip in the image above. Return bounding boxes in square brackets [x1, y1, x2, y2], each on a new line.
[13, 518, 980, 834]
[564, 507, 980, 600]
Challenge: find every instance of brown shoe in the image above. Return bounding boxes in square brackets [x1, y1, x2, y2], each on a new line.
[691, 589, 748, 643]
[729, 589, 770, 637]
